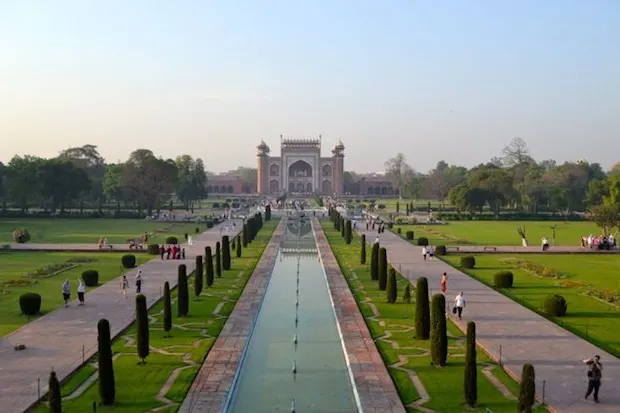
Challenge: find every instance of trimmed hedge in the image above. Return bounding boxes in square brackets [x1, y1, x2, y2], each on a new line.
[417, 237, 429, 246]
[460, 255, 476, 269]
[165, 236, 178, 245]
[147, 244, 160, 255]
[544, 294, 567, 317]
[406, 231, 414, 240]
[19, 292, 42, 316]
[493, 271, 513, 288]
[435, 245, 446, 256]
[121, 254, 136, 268]
[82, 270, 99, 286]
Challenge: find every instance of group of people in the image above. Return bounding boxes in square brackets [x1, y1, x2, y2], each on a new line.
[61, 279, 86, 307]
[421, 244, 436, 260]
[158, 244, 186, 260]
[581, 234, 617, 250]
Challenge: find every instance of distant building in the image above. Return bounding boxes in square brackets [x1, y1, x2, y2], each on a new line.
[358, 173, 396, 196]
[206, 173, 255, 195]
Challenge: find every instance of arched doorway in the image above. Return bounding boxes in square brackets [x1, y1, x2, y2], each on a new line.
[288, 160, 312, 177]
[306, 182, 312, 193]
[295, 182, 304, 192]
[270, 164, 279, 176]
[269, 180, 279, 193]
[322, 180, 332, 194]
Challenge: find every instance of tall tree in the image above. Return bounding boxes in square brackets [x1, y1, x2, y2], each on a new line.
[36, 158, 90, 212]
[59, 144, 106, 203]
[136, 294, 150, 364]
[97, 318, 116, 405]
[385, 153, 414, 198]
[502, 137, 534, 166]
[48, 370, 62, 413]
[6, 155, 43, 211]
[175, 155, 207, 210]
[464, 321, 477, 407]
[103, 163, 125, 201]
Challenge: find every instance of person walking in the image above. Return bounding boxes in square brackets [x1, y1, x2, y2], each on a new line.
[584, 355, 603, 403]
[120, 275, 129, 298]
[135, 269, 143, 294]
[422, 246, 427, 261]
[62, 280, 71, 307]
[454, 291, 466, 320]
[441, 273, 448, 295]
[77, 279, 86, 306]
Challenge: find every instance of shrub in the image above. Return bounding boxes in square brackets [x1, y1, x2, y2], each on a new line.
[345, 220, 352, 244]
[397, 227, 401, 234]
[360, 234, 366, 264]
[215, 242, 222, 278]
[377, 203, 386, 209]
[243, 224, 248, 247]
[195, 256, 203, 298]
[378, 247, 388, 291]
[136, 294, 149, 363]
[48, 370, 62, 413]
[121, 254, 136, 268]
[417, 236, 429, 246]
[435, 245, 447, 256]
[387, 268, 397, 304]
[403, 284, 411, 303]
[544, 294, 567, 317]
[236, 235, 242, 258]
[205, 247, 214, 287]
[464, 321, 477, 407]
[460, 255, 476, 269]
[493, 271, 514, 288]
[430, 293, 448, 366]
[212, 202, 220, 208]
[177, 264, 189, 317]
[406, 231, 414, 240]
[222, 236, 231, 270]
[81, 270, 99, 287]
[518, 364, 536, 413]
[19, 292, 41, 316]
[147, 244, 160, 254]
[370, 243, 379, 281]
[396, 201, 400, 213]
[163, 282, 172, 336]
[12, 228, 31, 243]
[166, 236, 178, 245]
[415, 278, 430, 340]
[206, 221, 214, 229]
[97, 318, 116, 405]
[195, 227, 200, 234]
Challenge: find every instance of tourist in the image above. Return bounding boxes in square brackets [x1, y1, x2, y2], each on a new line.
[584, 355, 602, 403]
[441, 273, 448, 295]
[374, 236, 380, 244]
[181, 248, 186, 259]
[159, 244, 165, 259]
[77, 279, 86, 306]
[62, 280, 71, 307]
[454, 292, 466, 320]
[421, 245, 427, 261]
[98, 237, 104, 249]
[428, 244, 435, 260]
[135, 269, 143, 294]
[166, 245, 172, 259]
[541, 237, 549, 251]
[120, 275, 129, 298]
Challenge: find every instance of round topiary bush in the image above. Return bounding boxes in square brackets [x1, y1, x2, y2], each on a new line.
[206, 222, 214, 229]
[406, 231, 414, 240]
[435, 245, 447, 256]
[165, 236, 178, 245]
[19, 292, 42, 316]
[212, 202, 220, 208]
[417, 237, 429, 246]
[121, 254, 136, 269]
[81, 270, 99, 286]
[13, 228, 31, 243]
[544, 294, 567, 317]
[493, 271, 513, 288]
[147, 244, 160, 255]
[397, 228, 402, 234]
[461, 255, 476, 269]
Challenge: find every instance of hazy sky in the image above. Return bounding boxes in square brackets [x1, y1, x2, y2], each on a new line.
[1, 1, 619, 173]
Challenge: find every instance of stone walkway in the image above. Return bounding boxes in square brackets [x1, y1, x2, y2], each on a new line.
[446, 245, 620, 254]
[178, 219, 285, 413]
[314, 219, 406, 413]
[0, 220, 243, 413]
[7, 243, 148, 253]
[357, 227, 620, 413]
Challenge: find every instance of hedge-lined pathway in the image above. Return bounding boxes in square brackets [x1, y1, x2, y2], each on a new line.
[355, 226, 620, 413]
[0, 220, 243, 413]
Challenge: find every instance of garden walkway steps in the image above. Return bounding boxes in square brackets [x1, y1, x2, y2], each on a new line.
[0, 220, 243, 413]
[356, 227, 620, 413]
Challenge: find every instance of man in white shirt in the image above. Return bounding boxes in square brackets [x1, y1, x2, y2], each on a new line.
[454, 292, 466, 320]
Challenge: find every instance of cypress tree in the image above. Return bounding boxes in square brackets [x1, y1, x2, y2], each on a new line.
[215, 242, 222, 277]
[360, 234, 366, 264]
[387, 268, 397, 303]
[177, 264, 189, 316]
[243, 223, 248, 247]
[345, 220, 352, 244]
[396, 201, 400, 213]
[222, 236, 231, 270]
[48, 370, 62, 413]
[231, 237, 235, 249]
[403, 283, 411, 303]
[378, 247, 388, 290]
[136, 294, 149, 364]
[464, 321, 478, 407]
[518, 364, 536, 413]
[340, 217, 345, 237]
[236, 235, 242, 258]
[415, 277, 430, 340]
[205, 246, 214, 287]
[97, 318, 116, 405]
[370, 243, 379, 281]
[265, 204, 271, 220]
[194, 255, 203, 298]
[163, 281, 172, 336]
[430, 293, 448, 367]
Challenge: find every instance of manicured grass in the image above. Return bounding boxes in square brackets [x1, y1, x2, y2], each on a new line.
[0, 218, 203, 244]
[443, 253, 620, 357]
[0, 252, 147, 337]
[394, 220, 602, 246]
[323, 224, 546, 412]
[32, 219, 278, 412]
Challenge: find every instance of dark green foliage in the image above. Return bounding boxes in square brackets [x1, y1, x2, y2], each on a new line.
[460, 255, 476, 269]
[163, 282, 172, 335]
[417, 236, 429, 246]
[205, 246, 214, 287]
[518, 364, 536, 413]
[387, 268, 397, 303]
[370, 243, 379, 281]
[360, 234, 366, 264]
[194, 256, 203, 297]
[177, 264, 189, 316]
[97, 318, 116, 405]
[48, 370, 62, 413]
[215, 242, 222, 277]
[222, 236, 231, 270]
[403, 283, 411, 303]
[242, 224, 248, 247]
[236, 235, 242, 258]
[397, 227, 401, 234]
[147, 244, 160, 254]
[415, 277, 430, 340]
[494, 271, 514, 288]
[464, 321, 477, 407]
[121, 254, 136, 268]
[12, 228, 31, 243]
[135, 294, 149, 363]
[344, 220, 352, 244]
[265, 204, 271, 221]
[544, 294, 568, 317]
[435, 245, 447, 256]
[81, 269, 99, 286]
[231, 237, 235, 249]
[378, 247, 388, 290]
[165, 236, 178, 245]
[406, 231, 414, 240]
[396, 201, 400, 213]
[340, 217, 345, 237]
[430, 293, 448, 366]
[19, 292, 41, 316]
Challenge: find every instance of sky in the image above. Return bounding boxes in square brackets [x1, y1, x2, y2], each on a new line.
[1, 0, 619, 174]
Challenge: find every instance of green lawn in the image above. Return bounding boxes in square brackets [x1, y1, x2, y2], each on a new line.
[0, 219, 203, 244]
[393, 220, 602, 246]
[323, 223, 546, 412]
[0, 252, 148, 337]
[33, 219, 279, 413]
[442, 254, 620, 357]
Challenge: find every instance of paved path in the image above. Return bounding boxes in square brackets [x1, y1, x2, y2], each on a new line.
[0, 220, 242, 413]
[7, 243, 149, 253]
[357, 227, 620, 413]
[446, 245, 620, 254]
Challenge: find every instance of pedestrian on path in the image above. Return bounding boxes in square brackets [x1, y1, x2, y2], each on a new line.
[62, 280, 71, 307]
[120, 275, 129, 298]
[584, 355, 603, 403]
[441, 273, 447, 295]
[454, 291, 466, 320]
[77, 279, 86, 306]
[422, 246, 427, 260]
[135, 269, 143, 294]
[428, 244, 435, 260]
[374, 236, 380, 244]
[159, 244, 165, 259]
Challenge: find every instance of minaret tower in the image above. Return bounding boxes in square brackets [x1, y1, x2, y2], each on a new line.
[256, 140, 270, 194]
[331, 139, 345, 194]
